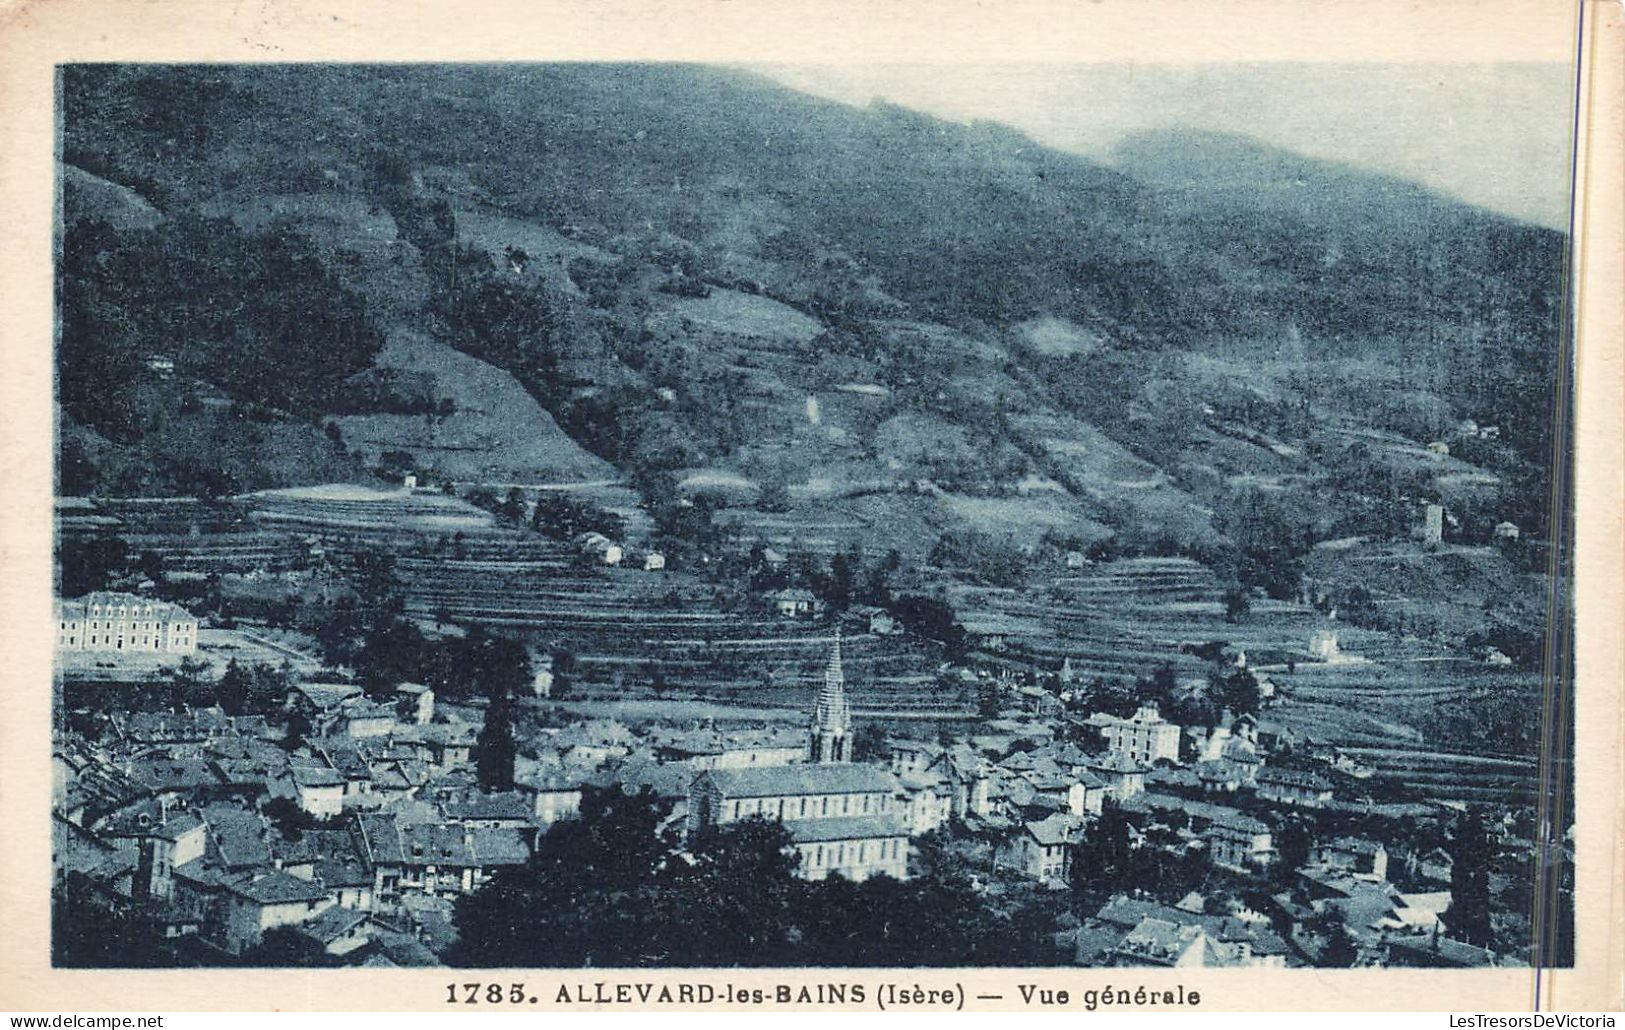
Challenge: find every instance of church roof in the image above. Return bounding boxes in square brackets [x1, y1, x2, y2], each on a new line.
[783, 814, 909, 843]
[703, 763, 900, 799]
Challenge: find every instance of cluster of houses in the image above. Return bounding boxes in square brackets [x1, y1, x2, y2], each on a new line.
[55, 620, 1528, 968]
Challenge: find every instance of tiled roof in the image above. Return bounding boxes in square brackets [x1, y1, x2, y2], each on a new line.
[291, 765, 346, 789]
[58, 592, 195, 623]
[781, 815, 909, 843]
[297, 905, 369, 944]
[1025, 814, 1079, 847]
[200, 803, 274, 869]
[221, 869, 327, 906]
[436, 790, 534, 822]
[702, 763, 899, 799]
[1258, 767, 1333, 790]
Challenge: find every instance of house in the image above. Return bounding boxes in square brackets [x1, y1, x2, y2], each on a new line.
[650, 726, 807, 770]
[1087, 703, 1182, 766]
[1083, 898, 1291, 969]
[286, 683, 365, 729]
[1110, 917, 1208, 967]
[1494, 521, 1521, 541]
[641, 551, 666, 571]
[395, 683, 435, 726]
[95, 801, 208, 903]
[1386, 931, 1497, 968]
[217, 869, 335, 954]
[1087, 752, 1147, 801]
[1374, 891, 1452, 934]
[1416, 846, 1455, 883]
[526, 771, 584, 825]
[998, 813, 1081, 885]
[531, 652, 555, 697]
[1068, 769, 1109, 818]
[768, 588, 819, 619]
[573, 532, 622, 566]
[354, 814, 531, 907]
[1256, 768, 1334, 808]
[334, 700, 397, 739]
[1203, 812, 1274, 871]
[894, 770, 953, 836]
[848, 605, 898, 636]
[57, 592, 198, 655]
[294, 906, 375, 957]
[1315, 837, 1389, 880]
[290, 765, 346, 819]
[435, 789, 536, 832]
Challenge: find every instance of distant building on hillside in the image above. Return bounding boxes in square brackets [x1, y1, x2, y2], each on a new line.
[769, 588, 819, 619]
[57, 592, 198, 655]
[574, 532, 622, 565]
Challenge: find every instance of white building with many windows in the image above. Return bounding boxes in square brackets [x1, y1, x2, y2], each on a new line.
[1086, 702, 1182, 766]
[57, 592, 198, 655]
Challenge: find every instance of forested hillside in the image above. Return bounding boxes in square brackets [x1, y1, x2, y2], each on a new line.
[56, 63, 1567, 569]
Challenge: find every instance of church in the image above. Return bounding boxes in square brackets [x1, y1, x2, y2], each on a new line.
[686, 634, 910, 882]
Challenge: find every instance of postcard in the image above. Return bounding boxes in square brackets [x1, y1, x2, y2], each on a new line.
[1, 0, 1620, 1014]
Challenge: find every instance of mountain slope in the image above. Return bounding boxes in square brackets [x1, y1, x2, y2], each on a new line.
[55, 63, 1566, 563]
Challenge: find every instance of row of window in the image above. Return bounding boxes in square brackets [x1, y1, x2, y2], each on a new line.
[804, 838, 904, 867]
[723, 792, 887, 821]
[62, 633, 189, 649]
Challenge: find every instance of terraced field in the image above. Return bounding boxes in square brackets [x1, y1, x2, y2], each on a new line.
[949, 555, 1542, 802]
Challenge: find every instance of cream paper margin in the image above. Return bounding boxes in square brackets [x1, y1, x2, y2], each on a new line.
[0, 0, 1619, 1013]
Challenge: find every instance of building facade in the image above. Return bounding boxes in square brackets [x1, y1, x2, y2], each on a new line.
[1087, 703, 1182, 765]
[57, 592, 198, 655]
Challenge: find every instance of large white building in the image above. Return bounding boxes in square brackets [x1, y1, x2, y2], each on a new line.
[57, 592, 198, 655]
[1087, 703, 1182, 766]
[687, 634, 909, 882]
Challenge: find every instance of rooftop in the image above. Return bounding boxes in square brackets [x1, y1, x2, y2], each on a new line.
[701, 763, 900, 799]
[781, 814, 909, 844]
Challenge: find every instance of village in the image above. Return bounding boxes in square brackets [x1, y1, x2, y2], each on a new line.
[51, 478, 1566, 970]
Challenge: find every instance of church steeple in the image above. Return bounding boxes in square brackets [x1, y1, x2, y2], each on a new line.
[809, 630, 851, 763]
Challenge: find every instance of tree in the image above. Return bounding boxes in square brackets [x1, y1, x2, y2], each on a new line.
[475, 696, 518, 792]
[349, 548, 400, 610]
[1449, 808, 1494, 946]
[59, 536, 131, 596]
[891, 594, 966, 660]
[977, 682, 1002, 719]
[240, 926, 335, 968]
[498, 487, 527, 525]
[216, 658, 253, 716]
[355, 617, 428, 697]
[1273, 817, 1314, 882]
[850, 723, 889, 762]
[1223, 585, 1251, 623]
[449, 786, 675, 967]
